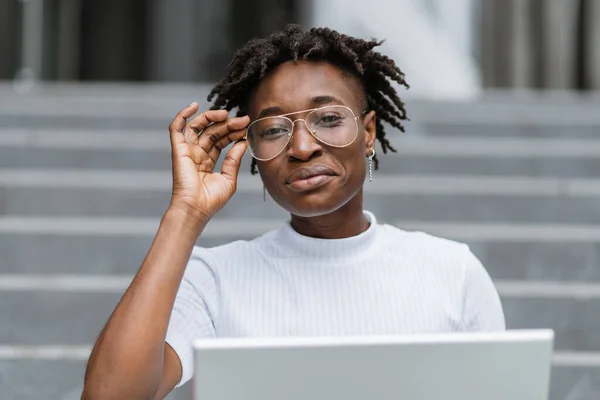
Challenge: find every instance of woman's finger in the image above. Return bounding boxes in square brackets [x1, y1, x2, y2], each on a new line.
[205, 129, 247, 164]
[184, 109, 229, 144]
[187, 129, 246, 172]
[188, 143, 215, 174]
[196, 115, 250, 153]
[221, 140, 248, 183]
[227, 115, 250, 131]
[169, 102, 199, 146]
[187, 109, 229, 133]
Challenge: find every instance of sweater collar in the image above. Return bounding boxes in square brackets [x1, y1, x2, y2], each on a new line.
[273, 210, 379, 261]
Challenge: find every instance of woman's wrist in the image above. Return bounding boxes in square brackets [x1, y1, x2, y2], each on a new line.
[163, 204, 209, 238]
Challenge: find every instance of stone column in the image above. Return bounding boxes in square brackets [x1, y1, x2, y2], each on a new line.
[540, 0, 579, 89]
[56, 0, 82, 80]
[0, 0, 19, 79]
[481, 0, 500, 87]
[148, 0, 231, 82]
[507, 0, 535, 88]
[584, 0, 600, 89]
[17, 0, 45, 82]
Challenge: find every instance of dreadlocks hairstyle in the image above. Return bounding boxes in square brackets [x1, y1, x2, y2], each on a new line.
[207, 24, 410, 174]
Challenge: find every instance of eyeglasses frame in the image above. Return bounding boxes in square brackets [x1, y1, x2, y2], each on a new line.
[244, 105, 367, 161]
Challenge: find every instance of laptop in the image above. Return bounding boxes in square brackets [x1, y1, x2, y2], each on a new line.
[193, 329, 554, 400]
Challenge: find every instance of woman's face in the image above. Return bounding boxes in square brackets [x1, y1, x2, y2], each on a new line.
[248, 60, 376, 217]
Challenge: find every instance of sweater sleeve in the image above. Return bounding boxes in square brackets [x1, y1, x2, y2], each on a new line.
[460, 248, 506, 331]
[166, 247, 219, 387]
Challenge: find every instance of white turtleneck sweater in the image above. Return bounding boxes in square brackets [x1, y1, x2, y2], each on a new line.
[166, 211, 505, 386]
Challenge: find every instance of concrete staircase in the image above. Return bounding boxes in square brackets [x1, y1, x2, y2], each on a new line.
[1, 83, 600, 399]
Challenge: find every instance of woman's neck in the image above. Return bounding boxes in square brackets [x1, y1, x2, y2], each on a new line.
[289, 196, 369, 239]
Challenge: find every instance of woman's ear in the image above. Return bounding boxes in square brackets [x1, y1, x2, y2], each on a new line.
[363, 110, 377, 153]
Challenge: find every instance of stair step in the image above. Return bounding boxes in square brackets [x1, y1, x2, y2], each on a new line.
[0, 359, 189, 399]
[3, 129, 600, 155]
[550, 366, 600, 400]
[2, 134, 600, 175]
[1, 222, 599, 280]
[2, 358, 598, 400]
[3, 185, 600, 223]
[1, 83, 600, 130]
[0, 289, 599, 352]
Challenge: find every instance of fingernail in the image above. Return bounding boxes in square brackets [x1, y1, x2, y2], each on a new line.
[189, 101, 197, 107]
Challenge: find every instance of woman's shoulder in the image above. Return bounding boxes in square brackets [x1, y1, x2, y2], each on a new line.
[379, 222, 469, 251]
[188, 228, 280, 270]
[377, 223, 482, 277]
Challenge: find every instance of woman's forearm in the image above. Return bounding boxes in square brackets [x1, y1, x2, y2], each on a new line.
[82, 206, 207, 399]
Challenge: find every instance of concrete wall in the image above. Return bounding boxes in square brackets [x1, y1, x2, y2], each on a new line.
[309, 0, 482, 99]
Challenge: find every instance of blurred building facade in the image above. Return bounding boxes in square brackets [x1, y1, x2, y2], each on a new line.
[481, 0, 600, 90]
[0, 0, 599, 92]
[0, 0, 302, 82]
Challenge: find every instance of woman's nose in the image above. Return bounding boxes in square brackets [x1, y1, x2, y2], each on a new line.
[286, 119, 323, 160]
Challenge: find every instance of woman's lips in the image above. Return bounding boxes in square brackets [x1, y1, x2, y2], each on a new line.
[285, 164, 337, 192]
[286, 174, 334, 192]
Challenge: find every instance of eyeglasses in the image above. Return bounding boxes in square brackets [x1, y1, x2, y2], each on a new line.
[244, 105, 361, 161]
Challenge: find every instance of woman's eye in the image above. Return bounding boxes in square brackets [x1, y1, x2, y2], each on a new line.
[261, 127, 288, 137]
[317, 114, 343, 125]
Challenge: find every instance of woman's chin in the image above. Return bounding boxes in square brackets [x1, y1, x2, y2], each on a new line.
[276, 194, 356, 219]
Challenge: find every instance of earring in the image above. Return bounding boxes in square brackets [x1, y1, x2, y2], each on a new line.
[263, 184, 266, 202]
[367, 148, 375, 182]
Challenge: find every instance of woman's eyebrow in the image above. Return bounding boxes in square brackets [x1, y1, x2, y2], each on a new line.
[257, 106, 283, 119]
[256, 96, 344, 119]
[310, 95, 344, 106]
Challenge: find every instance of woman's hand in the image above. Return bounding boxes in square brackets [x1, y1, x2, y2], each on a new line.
[168, 102, 250, 224]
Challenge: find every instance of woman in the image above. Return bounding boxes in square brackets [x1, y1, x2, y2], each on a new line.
[82, 25, 504, 399]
